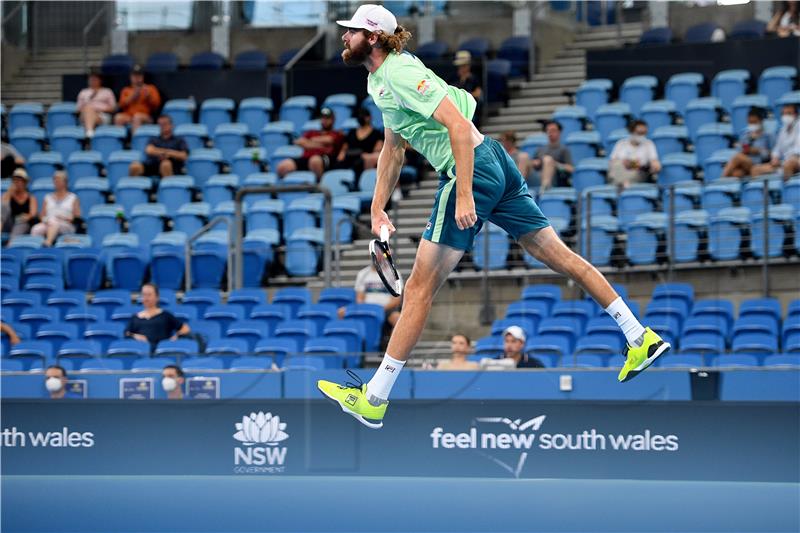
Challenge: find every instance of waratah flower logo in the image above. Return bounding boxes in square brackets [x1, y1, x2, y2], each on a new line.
[233, 412, 289, 445]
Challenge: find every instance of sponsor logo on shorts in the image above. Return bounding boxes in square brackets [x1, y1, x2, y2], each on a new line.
[425, 222, 432, 230]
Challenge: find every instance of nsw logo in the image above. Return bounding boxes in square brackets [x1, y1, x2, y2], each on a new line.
[233, 411, 289, 474]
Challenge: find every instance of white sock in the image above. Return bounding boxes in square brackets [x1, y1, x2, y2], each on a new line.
[605, 297, 646, 346]
[366, 353, 406, 404]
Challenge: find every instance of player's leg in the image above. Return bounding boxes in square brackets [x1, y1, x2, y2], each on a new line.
[317, 240, 464, 428]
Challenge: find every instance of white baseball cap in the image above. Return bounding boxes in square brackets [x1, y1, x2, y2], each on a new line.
[336, 4, 398, 35]
[503, 326, 526, 342]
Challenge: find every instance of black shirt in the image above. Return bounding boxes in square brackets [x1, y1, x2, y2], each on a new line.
[449, 73, 481, 96]
[517, 354, 545, 369]
[345, 128, 383, 155]
[125, 310, 184, 351]
[145, 135, 189, 166]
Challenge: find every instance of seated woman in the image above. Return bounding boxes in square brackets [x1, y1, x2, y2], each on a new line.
[723, 109, 774, 178]
[768, 1, 799, 38]
[30, 170, 80, 247]
[125, 283, 191, 353]
[2, 169, 37, 244]
[336, 107, 384, 176]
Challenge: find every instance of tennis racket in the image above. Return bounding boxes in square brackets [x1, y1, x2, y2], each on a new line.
[369, 225, 403, 297]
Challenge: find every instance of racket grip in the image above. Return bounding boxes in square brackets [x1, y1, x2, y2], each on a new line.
[380, 225, 390, 243]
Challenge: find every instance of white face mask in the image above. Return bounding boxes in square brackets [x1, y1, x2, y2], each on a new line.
[630, 134, 644, 145]
[162, 377, 178, 392]
[45, 377, 63, 393]
[746, 124, 761, 133]
[782, 114, 796, 126]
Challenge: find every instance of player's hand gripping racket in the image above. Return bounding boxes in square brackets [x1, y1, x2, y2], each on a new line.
[369, 225, 403, 297]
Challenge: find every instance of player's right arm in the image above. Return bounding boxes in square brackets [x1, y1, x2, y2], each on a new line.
[370, 127, 405, 237]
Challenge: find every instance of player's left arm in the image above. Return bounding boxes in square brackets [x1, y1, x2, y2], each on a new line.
[432, 97, 477, 230]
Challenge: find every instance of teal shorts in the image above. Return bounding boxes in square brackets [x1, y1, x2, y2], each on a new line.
[422, 137, 550, 251]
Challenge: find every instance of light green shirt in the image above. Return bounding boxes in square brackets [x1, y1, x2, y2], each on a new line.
[367, 51, 476, 174]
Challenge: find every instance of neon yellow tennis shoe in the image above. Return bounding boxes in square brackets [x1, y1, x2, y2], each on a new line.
[618, 327, 671, 383]
[317, 370, 387, 429]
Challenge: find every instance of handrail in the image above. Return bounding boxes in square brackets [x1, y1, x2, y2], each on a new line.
[2, 1, 24, 26]
[184, 216, 232, 293]
[83, 4, 109, 74]
[233, 184, 333, 290]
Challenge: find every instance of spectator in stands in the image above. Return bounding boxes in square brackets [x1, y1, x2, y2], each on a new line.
[530, 121, 573, 192]
[276, 107, 345, 180]
[113, 65, 162, 132]
[608, 119, 661, 188]
[723, 109, 775, 178]
[750, 103, 800, 179]
[76, 71, 117, 138]
[449, 51, 482, 127]
[0, 322, 21, 346]
[125, 283, 191, 353]
[30, 170, 80, 247]
[437, 333, 478, 370]
[501, 326, 544, 368]
[338, 263, 401, 336]
[1, 142, 25, 179]
[499, 130, 532, 181]
[128, 115, 188, 179]
[1, 168, 37, 243]
[44, 365, 81, 399]
[161, 364, 185, 400]
[336, 107, 384, 176]
[768, 1, 800, 37]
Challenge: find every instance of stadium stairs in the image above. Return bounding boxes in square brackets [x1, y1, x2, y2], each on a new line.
[1, 46, 104, 107]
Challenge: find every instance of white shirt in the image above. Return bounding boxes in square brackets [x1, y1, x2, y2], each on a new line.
[772, 119, 800, 162]
[354, 266, 393, 308]
[43, 192, 77, 223]
[610, 137, 659, 166]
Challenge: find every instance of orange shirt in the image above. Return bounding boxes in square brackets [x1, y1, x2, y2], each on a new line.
[119, 84, 162, 116]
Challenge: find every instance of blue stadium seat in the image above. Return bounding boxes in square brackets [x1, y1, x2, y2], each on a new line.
[163, 99, 197, 128]
[9, 126, 46, 159]
[758, 66, 797, 108]
[8, 340, 53, 368]
[202, 173, 238, 205]
[575, 78, 612, 121]
[457, 37, 490, 58]
[45, 102, 77, 135]
[227, 289, 268, 316]
[8, 102, 43, 132]
[296, 303, 338, 334]
[711, 69, 750, 113]
[505, 300, 549, 329]
[580, 214, 618, 266]
[189, 51, 225, 70]
[113, 178, 149, 213]
[323, 93, 357, 129]
[149, 232, 187, 290]
[640, 99, 676, 131]
[49, 125, 85, 161]
[473, 336, 503, 358]
[199, 98, 235, 135]
[284, 227, 324, 277]
[130, 124, 161, 153]
[66, 150, 103, 185]
[279, 95, 316, 136]
[709, 207, 750, 260]
[73, 177, 108, 210]
[318, 287, 356, 309]
[519, 133, 547, 158]
[712, 354, 760, 368]
[56, 339, 101, 366]
[574, 333, 622, 357]
[659, 353, 705, 368]
[88, 289, 129, 317]
[63, 247, 103, 291]
[100, 54, 133, 75]
[684, 22, 721, 43]
[155, 339, 199, 358]
[652, 282, 694, 307]
[731, 332, 778, 356]
[35, 322, 77, 354]
[225, 320, 266, 353]
[174, 123, 208, 151]
[0, 359, 24, 372]
[620, 75, 657, 117]
[213, 122, 250, 163]
[18, 306, 59, 336]
[491, 317, 537, 340]
[730, 19, 765, 39]
[247, 304, 289, 337]
[205, 338, 249, 358]
[129, 203, 167, 244]
[739, 297, 782, 323]
[180, 356, 226, 371]
[230, 356, 274, 370]
[89, 126, 126, 165]
[626, 213, 667, 265]
[684, 97, 722, 142]
[695, 122, 734, 164]
[570, 157, 607, 192]
[303, 337, 348, 368]
[83, 322, 124, 353]
[472, 223, 509, 270]
[542, 309, 588, 339]
[131, 357, 178, 372]
[271, 287, 311, 318]
[751, 203, 793, 258]
[551, 105, 587, 138]
[282, 355, 327, 371]
[594, 103, 631, 142]
[236, 97, 273, 137]
[651, 125, 688, 158]
[732, 314, 780, 342]
[673, 209, 708, 263]
[665, 72, 703, 115]
[231, 148, 265, 179]
[764, 354, 800, 367]
[190, 231, 227, 289]
[259, 121, 294, 158]
[414, 40, 448, 60]
[26, 151, 61, 180]
[659, 153, 696, 186]
[241, 173, 277, 208]
[45, 290, 85, 320]
[253, 338, 298, 367]
[173, 201, 209, 235]
[145, 52, 179, 73]
[618, 184, 659, 228]
[702, 179, 740, 216]
[273, 319, 317, 349]
[181, 290, 221, 320]
[342, 303, 384, 353]
[564, 131, 600, 164]
[497, 36, 529, 78]
[186, 148, 223, 189]
[702, 149, 738, 183]
[202, 304, 246, 337]
[525, 334, 570, 363]
[233, 50, 268, 71]
[102, 233, 146, 290]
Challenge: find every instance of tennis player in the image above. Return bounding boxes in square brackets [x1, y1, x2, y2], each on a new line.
[318, 4, 670, 429]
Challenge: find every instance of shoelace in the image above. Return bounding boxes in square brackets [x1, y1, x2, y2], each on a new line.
[339, 369, 364, 391]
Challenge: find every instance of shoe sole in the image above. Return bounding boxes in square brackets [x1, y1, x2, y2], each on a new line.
[317, 384, 384, 430]
[619, 341, 671, 383]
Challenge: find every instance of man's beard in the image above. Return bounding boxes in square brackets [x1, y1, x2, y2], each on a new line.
[342, 40, 371, 66]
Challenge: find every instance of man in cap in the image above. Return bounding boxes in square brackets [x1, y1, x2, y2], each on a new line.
[449, 50, 482, 127]
[501, 326, 543, 368]
[276, 107, 345, 180]
[114, 64, 162, 132]
[317, 4, 669, 429]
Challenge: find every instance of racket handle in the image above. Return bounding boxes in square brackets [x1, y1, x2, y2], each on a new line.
[380, 224, 390, 243]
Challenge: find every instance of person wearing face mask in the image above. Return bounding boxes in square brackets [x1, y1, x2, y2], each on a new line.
[44, 365, 82, 399]
[276, 107, 346, 180]
[335, 107, 384, 176]
[608, 119, 661, 188]
[750, 104, 800, 180]
[161, 365, 185, 400]
[723, 108, 775, 178]
[125, 283, 191, 353]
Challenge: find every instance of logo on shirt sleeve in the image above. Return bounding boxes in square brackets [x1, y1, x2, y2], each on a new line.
[416, 79, 431, 95]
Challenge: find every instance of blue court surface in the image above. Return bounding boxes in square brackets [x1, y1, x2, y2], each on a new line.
[3, 475, 798, 533]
